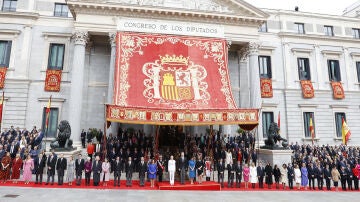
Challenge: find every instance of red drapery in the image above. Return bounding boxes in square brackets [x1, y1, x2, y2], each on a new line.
[0, 67, 7, 89]
[260, 78, 273, 98]
[300, 80, 314, 98]
[44, 70, 62, 92]
[330, 81, 345, 99]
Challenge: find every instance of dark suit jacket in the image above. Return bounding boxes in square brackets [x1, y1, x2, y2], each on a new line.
[138, 162, 147, 177]
[35, 155, 47, 174]
[113, 160, 123, 174]
[177, 157, 187, 170]
[47, 156, 57, 175]
[75, 159, 85, 174]
[56, 158, 67, 176]
[257, 166, 265, 177]
[125, 161, 134, 174]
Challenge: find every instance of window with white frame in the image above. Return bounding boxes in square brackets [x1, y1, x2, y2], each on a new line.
[294, 23, 305, 34]
[47, 43, 65, 70]
[328, 60, 341, 82]
[41, 107, 59, 138]
[54, 3, 69, 17]
[298, 58, 311, 80]
[0, 40, 12, 67]
[356, 62, 360, 83]
[352, 28, 360, 39]
[258, 55, 272, 79]
[334, 112, 346, 138]
[259, 22, 268, 32]
[303, 112, 315, 138]
[2, 0, 17, 12]
[324, 26, 334, 36]
[262, 112, 274, 138]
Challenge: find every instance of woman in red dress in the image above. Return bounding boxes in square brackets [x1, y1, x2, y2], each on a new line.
[0, 152, 11, 183]
[11, 153, 23, 183]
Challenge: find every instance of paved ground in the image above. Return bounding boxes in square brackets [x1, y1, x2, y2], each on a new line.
[0, 187, 359, 202]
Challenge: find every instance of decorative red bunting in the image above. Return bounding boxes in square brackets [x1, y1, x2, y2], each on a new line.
[44, 70, 62, 92]
[260, 78, 273, 98]
[300, 80, 314, 98]
[0, 67, 7, 89]
[331, 81, 345, 99]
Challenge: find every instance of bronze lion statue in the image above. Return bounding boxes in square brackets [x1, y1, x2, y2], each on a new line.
[50, 120, 73, 149]
[264, 122, 288, 149]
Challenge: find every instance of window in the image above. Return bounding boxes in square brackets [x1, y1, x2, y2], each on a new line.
[0, 40, 12, 67]
[2, 0, 17, 11]
[259, 22, 268, 32]
[294, 23, 305, 34]
[48, 44, 65, 70]
[262, 112, 274, 138]
[324, 26, 334, 36]
[54, 3, 69, 17]
[328, 60, 341, 81]
[41, 107, 59, 138]
[258, 56, 272, 78]
[334, 112, 346, 138]
[298, 58, 311, 80]
[352, 28, 360, 39]
[356, 62, 360, 82]
[303, 112, 315, 138]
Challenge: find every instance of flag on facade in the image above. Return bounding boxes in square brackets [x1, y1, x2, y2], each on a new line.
[342, 118, 351, 145]
[45, 95, 52, 129]
[309, 116, 315, 145]
[0, 92, 4, 125]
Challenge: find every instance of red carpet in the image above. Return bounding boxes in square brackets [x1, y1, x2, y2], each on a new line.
[0, 180, 359, 192]
[158, 181, 220, 191]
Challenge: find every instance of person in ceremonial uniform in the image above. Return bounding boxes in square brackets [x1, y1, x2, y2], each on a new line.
[66, 156, 75, 185]
[46, 152, 57, 185]
[138, 156, 147, 187]
[168, 155, 176, 186]
[22, 154, 34, 184]
[204, 157, 212, 181]
[188, 156, 196, 184]
[157, 155, 165, 182]
[243, 164, 250, 189]
[148, 159, 157, 188]
[11, 153, 23, 184]
[35, 152, 47, 184]
[101, 158, 110, 186]
[196, 156, 204, 184]
[0, 152, 11, 183]
[217, 158, 225, 188]
[227, 160, 236, 188]
[235, 161, 242, 188]
[75, 153, 85, 186]
[84, 157, 92, 186]
[56, 153, 67, 185]
[125, 156, 134, 187]
[92, 155, 102, 186]
[113, 156, 123, 187]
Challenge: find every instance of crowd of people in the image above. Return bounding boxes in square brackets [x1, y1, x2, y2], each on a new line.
[0, 126, 360, 192]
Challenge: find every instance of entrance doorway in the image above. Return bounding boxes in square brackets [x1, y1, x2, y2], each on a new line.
[158, 125, 185, 153]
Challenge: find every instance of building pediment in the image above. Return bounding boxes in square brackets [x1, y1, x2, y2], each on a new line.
[66, 0, 268, 25]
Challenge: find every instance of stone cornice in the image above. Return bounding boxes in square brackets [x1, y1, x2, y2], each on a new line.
[278, 32, 360, 43]
[0, 11, 39, 20]
[66, 1, 267, 26]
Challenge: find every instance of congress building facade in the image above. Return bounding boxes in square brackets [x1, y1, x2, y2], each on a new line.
[0, 0, 360, 146]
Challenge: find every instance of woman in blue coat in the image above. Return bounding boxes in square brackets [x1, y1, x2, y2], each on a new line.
[188, 156, 196, 184]
[301, 162, 309, 190]
[148, 159, 157, 188]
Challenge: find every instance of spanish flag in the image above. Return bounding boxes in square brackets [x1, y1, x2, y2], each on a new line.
[0, 92, 4, 125]
[45, 95, 52, 129]
[309, 116, 315, 145]
[342, 118, 351, 145]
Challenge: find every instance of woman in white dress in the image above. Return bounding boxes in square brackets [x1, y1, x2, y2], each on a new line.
[249, 162, 258, 189]
[66, 156, 75, 185]
[225, 149, 232, 166]
[294, 164, 301, 190]
[280, 164, 288, 189]
[168, 155, 176, 186]
[101, 158, 111, 187]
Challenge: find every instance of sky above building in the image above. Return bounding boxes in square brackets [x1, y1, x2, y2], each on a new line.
[244, 0, 358, 15]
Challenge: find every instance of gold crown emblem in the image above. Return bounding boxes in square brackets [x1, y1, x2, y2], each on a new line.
[159, 54, 189, 65]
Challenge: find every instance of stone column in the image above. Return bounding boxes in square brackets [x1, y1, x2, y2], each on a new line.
[18, 25, 32, 78]
[69, 31, 88, 142]
[238, 47, 250, 108]
[107, 33, 119, 135]
[248, 42, 261, 109]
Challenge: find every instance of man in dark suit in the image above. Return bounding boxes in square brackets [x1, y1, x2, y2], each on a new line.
[92, 155, 102, 186]
[75, 153, 85, 186]
[235, 161, 242, 188]
[324, 164, 332, 190]
[257, 163, 265, 188]
[315, 163, 324, 190]
[46, 152, 57, 185]
[218, 158, 225, 188]
[125, 157, 134, 187]
[346, 164, 354, 190]
[113, 156, 123, 187]
[56, 153, 67, 185]
[227, 161, 235, 188]
[177, 152, 187, 185]
[307, 163, 316, 190]
[138, 157, 147, 187]
[287, 163, 294, 189]
[35, 153, 47, 184]
[81, 129, 86, 148]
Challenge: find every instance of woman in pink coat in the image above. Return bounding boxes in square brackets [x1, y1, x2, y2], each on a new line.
[243, 164, 250, 189]
[23, 155, 34, 184]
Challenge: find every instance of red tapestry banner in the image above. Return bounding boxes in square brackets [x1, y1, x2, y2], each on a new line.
[44, 70, 62, 92]
[0, 67, 7, 89]
[331, 81, 345, 99]
[300, 80, 314, 98]
[260, 78, 273, 98]
[110, 32, 258, 125]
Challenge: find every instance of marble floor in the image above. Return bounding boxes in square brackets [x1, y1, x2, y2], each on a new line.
[0, 187, 358, 202]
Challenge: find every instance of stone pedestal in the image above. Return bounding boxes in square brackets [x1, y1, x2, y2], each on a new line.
[257, 149, 292, 166]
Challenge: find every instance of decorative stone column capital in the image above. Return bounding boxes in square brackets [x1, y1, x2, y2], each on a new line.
[72, 31, 89, 46]
[248, 41, 260, 55]
[237, 46, 249, 62]
[226, 40, 232, 49]
[109, 32, 116, 47]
